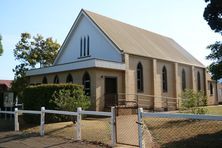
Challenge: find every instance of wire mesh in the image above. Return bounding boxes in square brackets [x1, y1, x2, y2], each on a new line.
[142, 116, 222, 148]
[81, 115, 111, 146]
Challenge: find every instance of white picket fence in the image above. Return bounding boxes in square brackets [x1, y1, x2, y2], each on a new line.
[0, 107, 116, 147]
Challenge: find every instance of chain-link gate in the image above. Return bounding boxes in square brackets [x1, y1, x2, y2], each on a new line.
[115, 106, 139, 147]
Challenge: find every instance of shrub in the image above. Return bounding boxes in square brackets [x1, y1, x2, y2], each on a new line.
[22, 84, 90, 123]
[52, 89, 90, 111]
[180, 89, 208, 114]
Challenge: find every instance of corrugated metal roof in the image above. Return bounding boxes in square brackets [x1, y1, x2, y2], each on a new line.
[0, 80, 12, 88]
[84, 9, 205, 67]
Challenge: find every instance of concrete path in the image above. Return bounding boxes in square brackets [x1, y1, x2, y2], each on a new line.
[116, 115, 139, 147]
[0, 131, 107, 148]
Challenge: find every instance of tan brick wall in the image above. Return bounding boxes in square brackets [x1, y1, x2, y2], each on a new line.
[156, 60, 175, 98]
[128, 55, 153, 97]
[94, 68, 124, 111]
[177, 64, 192, 95]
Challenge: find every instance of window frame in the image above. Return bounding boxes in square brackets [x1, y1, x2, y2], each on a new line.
[53, 75, 59, 84]
[182, 69, 186, 91]
[137, 62, 144, 92]
[66, 74, 73, 83]
[82, 72, 91, 96]
[162, 66, 168, 93]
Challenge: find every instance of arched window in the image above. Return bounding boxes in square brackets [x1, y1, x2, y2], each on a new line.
[66, 74, 73, 83]
[210, 83, 213, 95]
[182, 69, 186, 91]
[80, 38, 83, 57]
[42, 76, 48, 84]
[54, 75, 59, 84]
[83, 37, 86, 56]
[87, 35, 90, 56]
[197, 71, 201, 91]
[162, 66, 168, 92]
[137, 62, 143, 92]
[82, 72, 90, 96]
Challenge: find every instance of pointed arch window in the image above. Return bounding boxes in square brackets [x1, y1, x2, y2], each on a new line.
[162, 66, 168, 92]
[197, 71, 201, 91]
[137, 62, 143, 92]
[87, 35, 90, 56]
[210, 82, 213, 95]
[54, 75, 59, 84]
[182, 69, 186, 91]
[42, 76, 48, 84]
[80, 38, 83, 57]
[83, 37, 86, 56]
[83, 72, 90, 96]
[66, 74, 73, 83]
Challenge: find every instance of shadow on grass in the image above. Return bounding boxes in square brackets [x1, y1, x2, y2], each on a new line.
[163, 130, 222, 148]
[0, 118, 14, 132]
[145, 119, 200, 130]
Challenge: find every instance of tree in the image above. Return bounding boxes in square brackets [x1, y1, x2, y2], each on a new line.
[203, 0, 222, 34]
[12, 33, 60, 98]
[203, 0, 222, 80]
[0, 35, 3, 56]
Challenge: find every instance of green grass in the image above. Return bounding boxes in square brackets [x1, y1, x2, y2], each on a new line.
[205, 105, 222, 115]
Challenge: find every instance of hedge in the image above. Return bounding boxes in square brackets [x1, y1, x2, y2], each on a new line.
[22, 83, 86, 123]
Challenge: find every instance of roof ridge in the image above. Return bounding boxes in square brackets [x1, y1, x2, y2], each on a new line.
[83, 9, 173, 40]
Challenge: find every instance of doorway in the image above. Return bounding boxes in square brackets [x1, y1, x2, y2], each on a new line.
[105, 77, 117, 107]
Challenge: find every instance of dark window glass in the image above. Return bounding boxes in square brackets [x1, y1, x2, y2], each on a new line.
[210, 83, 213, 95]
[182, 69, 186, 91]
[80, 38, 82, 57]
[54, 75, 59, 84]
[87, 36, 90, 56]
[84, 37, 86, 56]
[162, 66, 168, 92]
[66, 74, 73, 83]
[83, 72, 90, 96]
[42, 76, 48, 84]
[137, 62, 143, 92]
[197, 72, 201, 91]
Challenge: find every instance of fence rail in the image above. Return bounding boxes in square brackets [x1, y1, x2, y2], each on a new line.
[138, 108, 222, 148]
[0, 107, 116, 147]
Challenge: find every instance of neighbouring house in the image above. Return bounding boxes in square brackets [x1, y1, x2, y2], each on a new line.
[26, 9, 219, 111]
[0, 80, 13, 109]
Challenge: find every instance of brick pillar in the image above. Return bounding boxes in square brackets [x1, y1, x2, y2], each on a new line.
[153, 59, 162, 111]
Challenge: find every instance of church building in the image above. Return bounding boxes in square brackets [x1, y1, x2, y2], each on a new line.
[26, 9, 219, 111]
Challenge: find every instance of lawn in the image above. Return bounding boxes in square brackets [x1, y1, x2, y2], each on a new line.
[143, 105, 222, 148]
[18, 117, 112, 146]
[205, 105, 222, 115]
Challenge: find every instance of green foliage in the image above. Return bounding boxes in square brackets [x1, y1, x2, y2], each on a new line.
[52, 89, 90, 112]
[180, 89, 208, 114]
[203, 0, 222, 34]
[14, 33, 60, 67]
[22, 84, 89, 123]
[0, 34, 3, 56]
[206, 42, 222, 80]
[12, 33, 60, 99]
[204, 1, 222, 80]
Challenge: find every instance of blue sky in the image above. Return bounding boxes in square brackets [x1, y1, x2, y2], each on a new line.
[0, 0, 221, 80]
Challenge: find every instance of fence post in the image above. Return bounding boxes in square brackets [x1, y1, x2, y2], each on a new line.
[138, 108, 143, 148]
[111, 107, 116, 147]
[40, 107, 45, 136]
[14, 108, 19, 131]
[77, 107, 82, 140]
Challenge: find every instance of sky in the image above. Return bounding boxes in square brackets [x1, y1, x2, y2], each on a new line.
[0, 0, 221, 80]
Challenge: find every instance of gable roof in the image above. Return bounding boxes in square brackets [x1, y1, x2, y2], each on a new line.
[0, 80, 12, 88]
[83, 9, 204, 67]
